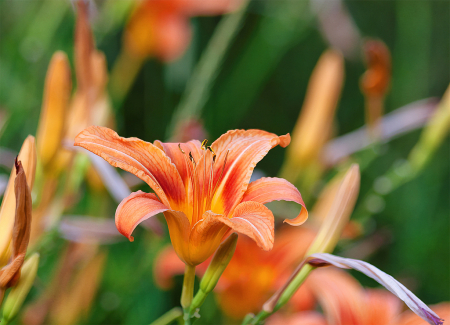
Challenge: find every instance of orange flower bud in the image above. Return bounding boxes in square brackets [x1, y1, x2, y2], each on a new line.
[36, 52, 72, 170]
[282, 50, 344, 181]
[360, 39, 391, 138]
[0, 160, 32, 291]
[0, 137, 36, 263]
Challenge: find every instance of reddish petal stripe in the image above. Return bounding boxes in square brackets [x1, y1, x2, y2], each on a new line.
[225, 201, 274, 251]
[188, 211, 230, 266]
[154, 140, 203, 210]
[204, 129, 290, 217]
[115, 191, 169, 241]
[242, 177, 308, 226]
[163, 210, 191, 265]
[75, 126, 186, 209]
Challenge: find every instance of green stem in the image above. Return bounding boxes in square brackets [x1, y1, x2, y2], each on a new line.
[166, 0, 249, 138]
[181, 264, 196, 325]
[149, 307, 183, 325]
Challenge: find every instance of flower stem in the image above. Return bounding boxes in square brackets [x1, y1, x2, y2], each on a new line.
[149, 307, 183, 325]
[181, 264, 196, 325]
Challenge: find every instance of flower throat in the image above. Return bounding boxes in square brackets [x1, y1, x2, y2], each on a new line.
[178, 140, 229, 225]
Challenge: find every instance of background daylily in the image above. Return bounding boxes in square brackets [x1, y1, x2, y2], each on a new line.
[75, 126, 307, 266]
[267, 268, 449, 325]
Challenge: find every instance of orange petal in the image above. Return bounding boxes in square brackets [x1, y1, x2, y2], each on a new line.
[115, 191, 169, 241]
[154, 140, 203, 205]
[397, 303, 450, 325]
[153, 246, 186, 289]
[242, 177, 308, 226]
[176, 0, 242, 15]
[188, 211, 231, 265]
[163, 210, 191, 264]
[307, 268, 365, 325]
[154, 12, 191, 62]
[226, 201, 274, 251]
[207, 129, 290, 217]
[74, 126, 186, 209]
[364, 289, 401, 325]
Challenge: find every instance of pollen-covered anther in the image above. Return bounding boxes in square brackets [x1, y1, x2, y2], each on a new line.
[201, 139, 208, 150]
[178, 143, 185, 154]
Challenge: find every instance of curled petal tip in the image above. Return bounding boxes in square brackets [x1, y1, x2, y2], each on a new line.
[279, 133, 291, 148]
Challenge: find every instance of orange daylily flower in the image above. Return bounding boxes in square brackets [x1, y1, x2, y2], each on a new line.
[125, 0, 242, 61]
[74, 126, 307, 266]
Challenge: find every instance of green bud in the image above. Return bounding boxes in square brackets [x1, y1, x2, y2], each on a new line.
[2, 253, 39, 324]
[190, 233, 238, 313]
[200, 233, 238, 294]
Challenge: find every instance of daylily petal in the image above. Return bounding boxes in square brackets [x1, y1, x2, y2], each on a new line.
[154, 246, 187, 289]
[163, 210, 191, 264]
[225, 201, 274, 251]
[307, 268, 366, 325]
[175, 0, 242, 15]
[74, 126, 186, 209]
[242, 177, 308, 226]
[188, 211, 231, 265]
[154, 140, 203, 208]
[154, 11, 191, 62]
[397, 303, 450, 325]
[364, 289, 402, 325]
[206, 129, 290, 217]
[115, 191, 169, 241]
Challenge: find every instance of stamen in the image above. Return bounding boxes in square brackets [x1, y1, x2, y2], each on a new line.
[201, 139, 208, 150]
[189, 152, 196, 166]
[178, 143, 185, 154]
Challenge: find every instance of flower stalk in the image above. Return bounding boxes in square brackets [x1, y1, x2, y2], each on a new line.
[181, 264, 196, 324]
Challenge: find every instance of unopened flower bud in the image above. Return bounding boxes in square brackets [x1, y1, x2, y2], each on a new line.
[282, 50, 344, 181]
[200, 233, 238, 294]
[0, 160, 33, 290]
[1, 253, 39, 324]
[0, 137, 36, 266]
[190, 233, 238, 313]
[36, 52, 71, 170]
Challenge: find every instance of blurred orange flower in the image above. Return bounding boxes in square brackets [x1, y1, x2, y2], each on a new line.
[75, 127, 307, 266]
[268, 268, 449, 325]
[124, 0, 242, 61]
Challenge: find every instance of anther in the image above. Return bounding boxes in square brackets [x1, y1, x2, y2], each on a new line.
[189, 152, 196, 166]
[178, 143, 185, 154]
[201, 139, 208, 150]
[207, 146, 215, 155]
